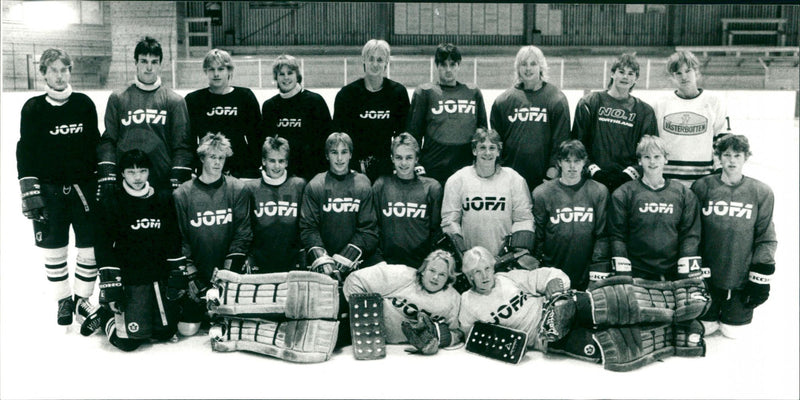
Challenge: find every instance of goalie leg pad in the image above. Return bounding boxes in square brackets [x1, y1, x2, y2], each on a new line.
[211, 317, 339, 363]
[674, 320, 706, 357]
[465, 321, 528, 364]
[671, 278, 711, 322]
[207, 270, 339, 320]
[589, 276, 683, 326]
[348, 293, 387, 360]
[593, 324, 675, 372]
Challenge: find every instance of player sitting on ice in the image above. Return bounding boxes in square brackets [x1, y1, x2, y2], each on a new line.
[173, 133, 252, 337]
[691, 134, 777, 339]
[457, 246, 709, 371]
[343, 249, 462, 355]
[95, 150, 184, 351]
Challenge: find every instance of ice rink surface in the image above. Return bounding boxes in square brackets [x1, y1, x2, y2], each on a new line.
[1, 88, 798, 399]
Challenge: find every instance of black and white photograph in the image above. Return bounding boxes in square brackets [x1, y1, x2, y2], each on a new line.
[1, 1, 798, 399]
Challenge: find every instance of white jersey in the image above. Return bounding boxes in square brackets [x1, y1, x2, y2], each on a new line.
[654, 90, 727, 185]
[458, 268, 569, 350]
[441, 166, 533, 256]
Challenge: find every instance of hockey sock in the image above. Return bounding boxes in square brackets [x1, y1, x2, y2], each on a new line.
[74, 247, 97, 298]
[43, 247, 71, 301]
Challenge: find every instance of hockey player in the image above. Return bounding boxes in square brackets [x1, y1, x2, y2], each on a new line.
[333, 39, 410, 182]
[691, 135, 777, 338]
[608, 135, 701, 280]
[17, 48, 101, 329]
[408, 43, 488, 186]
[532, 140, 609, 290]
[260, 54, 331, 181]
[441, 128, 534, 261]
[458, 246, 709, 371]
[245, 135, 307, 273]
[299, 132, 379, 280]
[95, 150, 183, 351]
[571, 53, 657, 194]
[97, 36, 192, 196]
[342, 249, 462, 354]
[490, 45, 571, 191]
[173, 133, 252, 336]
[655, 50, 729, 186]
[372, 133, 442, 268]
[185, 49, 262, 179]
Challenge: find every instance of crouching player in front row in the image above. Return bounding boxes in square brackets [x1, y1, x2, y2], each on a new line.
[691, 135, 777, 338]
[343, 249, 462, 355]
[95, 150, 183, 350]
[457, 246, 709, 371]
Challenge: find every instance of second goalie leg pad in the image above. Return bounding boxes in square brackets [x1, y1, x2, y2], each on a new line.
[589, 276, 679, 326]
[207, 270, 339, 320]
[210, 317, 339, 363]
[593, 324, 675, 372]
[465, 321, 528, 364]
[673, 319, 706, 357]
[348, 293, 387, 360]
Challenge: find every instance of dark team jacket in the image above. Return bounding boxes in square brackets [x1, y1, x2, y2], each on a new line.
[571, 90, 657, 173]
[532, 178, 609, 290]
[95, 187, 182, 285]
[609, 179, 701, 277]
[17, 93, 99, 183]
[333, 78, 410, 175]
[184, 87, 262, 178]
[372, 174, 443, 268]
[299, 170, 378, 258]
[246, 176, 307, 273]
[173, 176, 252, 283]
[260, 90, 331, 181]
[691, 175, 777, 289]
[490, 82, 571, 191]
[407, 82, 487, 185]
[98, 84, 193, 190]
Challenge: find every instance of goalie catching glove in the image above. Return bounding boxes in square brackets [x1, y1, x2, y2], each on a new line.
[98, 266, 125, 313]
[19, 177, 46, 221]
[401, 313, 453, 355]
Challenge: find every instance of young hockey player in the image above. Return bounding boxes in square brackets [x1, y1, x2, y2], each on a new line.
[571, 53, 657, 194]
[246, 136, 307, 273]
[490, 45, 571, 191]
[408, 43, 488, 186]
[458, 246, 709, 371]
[17, 48, 101, 330]
[299, 132, 378, 280]
[608, 135, 701, 280]
[333, 39, 410, 182]
[441, 128, 534, 260]
[260, 54, 331, 181]
[184, 49, 262, 179]
[97, 36, 192, 196]
[173, 133, 252, 336]
[343, 249, 462, 353]
[95, 150, 183, 351]
[532, 140, 609, 290]
[691, 135, 777, 338]
[372, 133, 442, 268]
[655, 50, 729, 186]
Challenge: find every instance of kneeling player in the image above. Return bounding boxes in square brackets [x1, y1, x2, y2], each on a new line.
[691, 135, 777, 338]
[458, 246, 709, 371]
[173, 133, 252, 336]
[95, 150, 183, 351]
[343, 249, 462, 354]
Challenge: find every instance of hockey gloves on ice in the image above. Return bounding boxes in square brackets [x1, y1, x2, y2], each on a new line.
[741, 263, 774, 308]
[402, 313, 452, 355]
[98, 266, 125, 313]
[19, 177, 47, 221]
[96, 162, 117, 203]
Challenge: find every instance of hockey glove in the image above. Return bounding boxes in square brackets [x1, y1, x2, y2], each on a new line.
[611, 256, 632, 276]
[621, 166, 640, 182]
[186, 264, 209, 304]
[741, 263, 774, 308]
[588, 261, 612, 286]
[19, 177, 47, 221]
[307, 247, 340, 282]
[677, 256, 704, 279]
[98, 266, 125, 313]
[166, 257, 188, 301]
[170, 167, 192, 189]
[401, 313, 452, 355]
[544, 278, 566, 301]
[223, 253, 248, 274]
[96, 162, 117, 203]
[332, 244, 363, 278]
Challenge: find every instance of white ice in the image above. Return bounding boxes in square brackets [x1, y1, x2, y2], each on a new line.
[1, 89, 798, 399]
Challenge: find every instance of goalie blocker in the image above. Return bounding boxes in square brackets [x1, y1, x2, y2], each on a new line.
[465, 322, 528, 364]
[348, 292, 387, 360]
